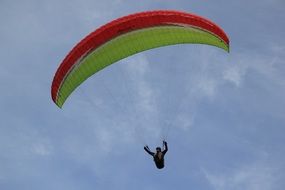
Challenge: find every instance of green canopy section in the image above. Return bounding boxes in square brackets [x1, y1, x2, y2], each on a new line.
[56, 26, 229, 107]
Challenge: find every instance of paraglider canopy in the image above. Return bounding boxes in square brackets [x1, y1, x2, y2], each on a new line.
[51, 10, 230, 107]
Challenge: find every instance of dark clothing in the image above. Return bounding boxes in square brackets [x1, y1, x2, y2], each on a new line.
[144, 141, 168, 169]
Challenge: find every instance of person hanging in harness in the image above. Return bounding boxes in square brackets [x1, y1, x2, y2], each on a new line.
[144, 140, 168, 169]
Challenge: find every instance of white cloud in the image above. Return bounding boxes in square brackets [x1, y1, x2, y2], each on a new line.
[176, 112, 195, 131]
[122, 54, 163, 142]
[124, 54, 157, 113]
[94, 126, 116, 154]
[223, 64, 247, 87]
[31, 142, 53, 156]
[197, 78, 218, 98]
[203, 159, 278, 190]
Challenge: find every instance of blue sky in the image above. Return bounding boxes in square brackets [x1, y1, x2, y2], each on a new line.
[0, 0, 284, 190]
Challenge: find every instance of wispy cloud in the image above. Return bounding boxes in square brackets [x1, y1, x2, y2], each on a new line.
[202, 153, 280, 190]
[223, 63, 247, 87]
[31, 141, 53, 156]
[125, 54, 157, 114]
[123, 54, 162, 142]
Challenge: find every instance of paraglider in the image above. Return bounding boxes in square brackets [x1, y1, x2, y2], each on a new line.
[144, 141, 168, 169]
[51, 10, 230, 108]
[51, 10, 230, 169]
